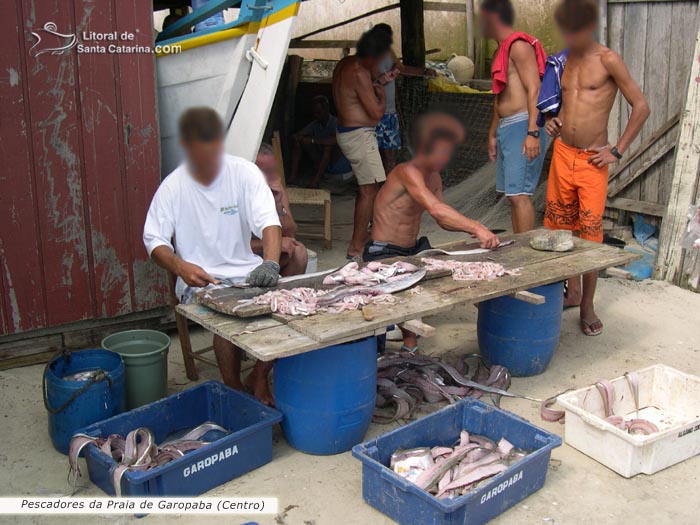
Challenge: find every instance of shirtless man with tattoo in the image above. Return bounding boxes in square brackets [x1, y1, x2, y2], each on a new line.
[365, 113, 500, 352]
[538, 0, 649, 335]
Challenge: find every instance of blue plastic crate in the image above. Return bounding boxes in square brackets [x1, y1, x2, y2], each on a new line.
[352, 399, 562, 525]
[76, 381, 282, 496]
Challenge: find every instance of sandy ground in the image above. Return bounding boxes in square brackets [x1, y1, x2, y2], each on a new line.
[1, 184, 699, 525]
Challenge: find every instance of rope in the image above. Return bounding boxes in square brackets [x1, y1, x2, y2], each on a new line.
[43, 349, 113, 415]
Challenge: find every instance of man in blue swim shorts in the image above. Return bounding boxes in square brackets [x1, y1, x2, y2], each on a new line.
[482, 0, 547, 233]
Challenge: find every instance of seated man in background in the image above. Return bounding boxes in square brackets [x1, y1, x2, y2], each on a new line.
[143, 107, 282, 405]
[364, 112, 500, 352]
[254, 143, 308, 276]
[288, 95, 351, 188]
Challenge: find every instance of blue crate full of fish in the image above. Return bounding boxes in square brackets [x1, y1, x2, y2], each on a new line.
[352, 398, 562, 525]
[71, 381, 282, 496]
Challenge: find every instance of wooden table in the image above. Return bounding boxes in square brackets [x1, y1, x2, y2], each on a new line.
[177, 232, 638, 362]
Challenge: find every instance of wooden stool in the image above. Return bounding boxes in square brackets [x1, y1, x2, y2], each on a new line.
[286, 187, 332, 250]
[168, 271, 217, 380]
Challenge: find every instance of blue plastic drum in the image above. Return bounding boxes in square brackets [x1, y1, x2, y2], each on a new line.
[274, 337, 378, 455]
[477, 282, 564, 377]
[44, 349, 126, 454]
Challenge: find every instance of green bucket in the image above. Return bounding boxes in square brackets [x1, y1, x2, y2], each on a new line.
[101, 329, 169, 409]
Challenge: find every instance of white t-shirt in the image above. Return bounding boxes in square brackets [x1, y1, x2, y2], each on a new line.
[143, 154, 281, 296]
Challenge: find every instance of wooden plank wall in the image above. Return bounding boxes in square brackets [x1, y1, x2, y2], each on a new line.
[606, 0, 699, 218]
[0, 0, 169, 336]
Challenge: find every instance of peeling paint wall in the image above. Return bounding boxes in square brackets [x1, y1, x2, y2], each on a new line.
[0, 0, 168, 335]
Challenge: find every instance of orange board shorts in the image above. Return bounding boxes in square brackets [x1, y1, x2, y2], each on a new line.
[544, 139, 609, 243]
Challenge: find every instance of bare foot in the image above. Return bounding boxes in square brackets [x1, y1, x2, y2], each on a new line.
[400, 332, 419, 354]
[244, 373, 275, 406]
[564, 289, 581, 309]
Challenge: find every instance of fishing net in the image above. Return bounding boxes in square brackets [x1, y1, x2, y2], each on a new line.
[395, 77, 495, 187]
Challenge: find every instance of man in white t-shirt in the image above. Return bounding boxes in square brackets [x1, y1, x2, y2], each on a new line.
[143, 107, 282, 405]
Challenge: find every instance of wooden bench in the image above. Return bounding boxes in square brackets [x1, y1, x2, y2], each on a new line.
[286, 187, 332, 249]
[272, 131, 332, 249]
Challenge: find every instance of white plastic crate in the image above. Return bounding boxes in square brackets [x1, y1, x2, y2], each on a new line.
[557, 364, 700, 477]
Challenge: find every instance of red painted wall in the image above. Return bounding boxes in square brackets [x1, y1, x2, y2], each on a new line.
[0, 0, 168, 335]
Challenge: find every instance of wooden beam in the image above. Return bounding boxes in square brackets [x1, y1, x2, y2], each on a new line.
[656, 17, 700, 284]
[510, 291, 546, 305]
[293, 1, 463, 44]
[399, 319, 437, 337]
[606, 197, 666, 217]
[605, 267, 633, 280]
[608, 112, 679, 182]
[465, 0, 475, 60]
[607, 0, 689, 3]
[289, 39, 357, 49]
[598, 0, 608, 46]
[401, 0, 426, 67]
[607, 141, 676, 197]
[294, 3, 399, 41]
[424, 1, 465, 12]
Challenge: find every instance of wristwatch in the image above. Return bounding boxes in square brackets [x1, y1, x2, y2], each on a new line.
[527, 130, 540, 138]
[611, 146, 623, 159]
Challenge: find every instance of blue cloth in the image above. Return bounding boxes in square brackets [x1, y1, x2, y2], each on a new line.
[496, 115, 546, 196]
[536, 49, 569, 127]
[326, 154, 352, 175]
[376, 112, 401, 150]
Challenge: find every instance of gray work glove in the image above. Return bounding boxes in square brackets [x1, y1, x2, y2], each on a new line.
[246, 260, 281, 287]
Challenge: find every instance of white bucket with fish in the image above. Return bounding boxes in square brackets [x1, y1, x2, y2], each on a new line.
[557, 364, 700, 477]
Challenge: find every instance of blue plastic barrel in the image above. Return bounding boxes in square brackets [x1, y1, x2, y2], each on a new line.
[274, 337, 378, 455]
[44, 349, 126, 454]
[477, 282, 564, 377]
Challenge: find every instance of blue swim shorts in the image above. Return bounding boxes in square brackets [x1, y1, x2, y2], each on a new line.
[376, 112, 402, 151]
[496, 112, 547, 196]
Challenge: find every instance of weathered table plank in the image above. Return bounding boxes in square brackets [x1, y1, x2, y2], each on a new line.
[286, 244, 637, 345]
[178, 234, 640, 361]
[175, 304, 282, 340]
[195, 232, 598, 318]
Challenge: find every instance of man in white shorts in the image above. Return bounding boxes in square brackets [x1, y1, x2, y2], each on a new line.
[332, 29, 396, 259]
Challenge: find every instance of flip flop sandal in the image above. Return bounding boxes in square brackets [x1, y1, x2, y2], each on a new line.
[400, 344, 420, 354]
[346, 254, 363, 263]
[581, 318, 603, 336]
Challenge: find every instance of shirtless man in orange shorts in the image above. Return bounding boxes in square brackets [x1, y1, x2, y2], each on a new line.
[539, 0, 649, 335]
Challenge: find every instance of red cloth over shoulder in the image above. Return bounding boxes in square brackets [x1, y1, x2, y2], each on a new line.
[491, 32, 546, 94]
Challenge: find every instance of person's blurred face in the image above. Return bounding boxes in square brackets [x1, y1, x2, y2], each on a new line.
[360, 55, 382, 70]
[422, 138, 456, 172]
[559, 24, 596, 51]
[255, 152, 278, 186]
[182, 138, 223, 184]
[312, 102, 329, 123]
[478, 10, 498, 39]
